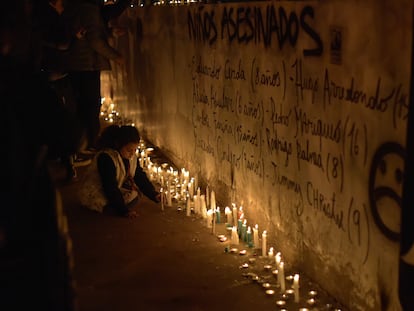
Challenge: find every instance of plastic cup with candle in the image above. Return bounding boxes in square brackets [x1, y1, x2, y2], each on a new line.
[262, 282, 271, 289]
[307, 298, 316, 306]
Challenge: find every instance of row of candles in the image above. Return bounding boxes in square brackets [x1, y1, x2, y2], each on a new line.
[136, 139, 341, 310]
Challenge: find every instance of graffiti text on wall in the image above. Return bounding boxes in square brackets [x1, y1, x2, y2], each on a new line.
[187, 5, 323, 57]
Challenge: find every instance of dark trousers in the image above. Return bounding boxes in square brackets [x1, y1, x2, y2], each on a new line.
[69, 70, 101, 150]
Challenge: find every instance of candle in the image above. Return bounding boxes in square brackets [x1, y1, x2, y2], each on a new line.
[262, 282, 271, 288]
[238, 206, 244, 219]
[268, 246, 274, 257]
[241, 219, 247, 241]
[167, 187, 172, 206]
[307, 298, 316, 306]
[216, 206, 220, 223]
[195, 187, 201, 214]
[276, 252, 282, 285]
[231, 226, 239, 245]
[193, 195, 199, 214]
[237, 218, 243, 237]
[200, 195, 207, 218]
[186, 194, 191, 216]
[188, 179, 194, 197]
[212, 209, 216, 235]
[253, 224, 259, 248]
[279, 262, 285, 292]
[246, 226, 252, 247]
[160, 187, 164, 211]
[210, 190, 216, 211]
[262, 230, 267, 257]
[225, 206, 232, 225]
[206, 209, 213, 228]
[275, 252, 281, 265]
[293, 273, 300, 303]
[263, 265, 272, 271]
[232, 203, 238, 226]
[206, 185, 210, 209]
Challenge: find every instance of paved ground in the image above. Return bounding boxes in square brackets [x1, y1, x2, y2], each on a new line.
[55, 149, 346, 311]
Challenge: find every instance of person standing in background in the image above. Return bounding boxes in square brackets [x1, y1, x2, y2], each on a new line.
[35, 0, 84, 180]
[65, 0, 124, 156]
[1, 1, 78, 310]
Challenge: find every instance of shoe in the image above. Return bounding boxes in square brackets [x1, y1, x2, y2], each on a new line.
[79, 147, 97, 156]
[73, 155, 91, 167]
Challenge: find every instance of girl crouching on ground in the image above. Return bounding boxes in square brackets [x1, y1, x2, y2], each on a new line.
[79, 125, 160, 218]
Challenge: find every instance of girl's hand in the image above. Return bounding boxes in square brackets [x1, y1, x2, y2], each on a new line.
[76, 28, 87, 40]
[126, 210, 138, 218]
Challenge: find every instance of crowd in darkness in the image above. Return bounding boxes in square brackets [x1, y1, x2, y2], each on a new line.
[0, 0, 130, 310]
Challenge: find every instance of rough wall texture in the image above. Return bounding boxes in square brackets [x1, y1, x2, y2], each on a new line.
[105, 1, 413, 310]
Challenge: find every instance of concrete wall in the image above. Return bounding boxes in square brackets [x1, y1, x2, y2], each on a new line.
[105, 1, 413, 310]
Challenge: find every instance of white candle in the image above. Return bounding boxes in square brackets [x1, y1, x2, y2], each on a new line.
[275, 252, 282, 285]
[206, 185, 210, 209]
[253, 224, 259, 248]
[210, 190, 216, 211]
[206, 209, 213, 228]
[188, 178, 194, 197]
[167, 187, 172, 206]
[238, 206, 244, 219]
[293, 273, 300, 303]
[279, 262, 285, 292]
[231, 226, 239, 245]
[262, 230, 267, 257]
[225, 206, 232, 225]
[196, 187, 201, 214]
[160, 187, 164, 211]
[186, 194, 191, 216]
[232, 203, 238, 226]
[200, 195, 207, 218]
[193, 195, 199, 214]
[268, 246, 274, 257]
[275, 252, 281, 265]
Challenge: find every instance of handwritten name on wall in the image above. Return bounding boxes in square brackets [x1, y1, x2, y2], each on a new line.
[189, 46, 408, 264]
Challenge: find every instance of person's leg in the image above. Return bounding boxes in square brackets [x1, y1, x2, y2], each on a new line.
[78, 71, 101, 151]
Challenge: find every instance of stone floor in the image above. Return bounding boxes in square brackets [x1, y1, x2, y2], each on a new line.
[55, 146, 347, 311]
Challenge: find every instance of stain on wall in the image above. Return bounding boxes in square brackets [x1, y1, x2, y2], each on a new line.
[108, 1, 413, 310]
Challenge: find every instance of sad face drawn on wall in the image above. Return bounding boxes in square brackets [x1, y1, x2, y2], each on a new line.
[368, 142, 406, 242]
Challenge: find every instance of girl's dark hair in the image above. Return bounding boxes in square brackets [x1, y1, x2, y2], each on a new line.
[117, 125, 140, 148]
[96, 124, 140, 150]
